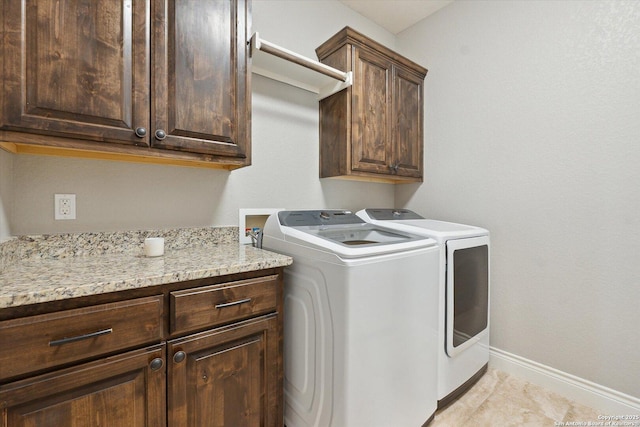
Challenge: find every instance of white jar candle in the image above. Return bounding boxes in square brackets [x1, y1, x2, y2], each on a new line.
[144, 237, 165, 257]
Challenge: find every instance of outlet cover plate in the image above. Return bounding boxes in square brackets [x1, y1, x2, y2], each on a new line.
[55, 194, 76, 220]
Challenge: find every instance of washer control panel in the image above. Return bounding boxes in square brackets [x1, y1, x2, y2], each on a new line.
[278, 210, 365, 227]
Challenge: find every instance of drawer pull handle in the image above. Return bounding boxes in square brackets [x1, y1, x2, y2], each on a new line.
[49, 328, 113, 346]
[215, 298, 252, 309]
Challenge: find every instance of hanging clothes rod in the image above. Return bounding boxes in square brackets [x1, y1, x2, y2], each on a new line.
[249, 32, 352, 99]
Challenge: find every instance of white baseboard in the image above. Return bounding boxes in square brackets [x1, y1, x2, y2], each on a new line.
[490, 347, 640, 415]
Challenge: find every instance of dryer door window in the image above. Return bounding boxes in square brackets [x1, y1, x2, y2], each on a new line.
[445, 236, 489, 357]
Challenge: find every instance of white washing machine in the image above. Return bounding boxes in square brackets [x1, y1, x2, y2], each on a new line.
[262, 210, 440, 427]
[357, 208, 490, 408]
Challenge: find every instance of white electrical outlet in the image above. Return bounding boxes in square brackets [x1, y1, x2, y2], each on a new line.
[54, 194, 76, 220]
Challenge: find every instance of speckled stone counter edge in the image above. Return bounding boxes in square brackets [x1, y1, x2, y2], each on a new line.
[0, 226, 239, 272]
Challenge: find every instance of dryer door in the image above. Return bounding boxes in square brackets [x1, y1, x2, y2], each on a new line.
[445, 236, 490, 357]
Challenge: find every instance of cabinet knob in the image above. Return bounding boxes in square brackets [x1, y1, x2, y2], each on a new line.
[173, 351, 186, 363]
[134, 127, 147, 138]
[150, 357, 164, 371]
[389, 164, 399, 173]
[155, 129, 167, 140]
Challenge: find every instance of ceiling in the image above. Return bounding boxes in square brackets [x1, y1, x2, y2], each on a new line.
[338, 0, 454, 34]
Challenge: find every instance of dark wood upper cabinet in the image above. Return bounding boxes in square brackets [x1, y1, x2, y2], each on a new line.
[317, 27, 427, 183]
[393, 65, 424, 179]
[0, 0, 251, 169]
[1, 0, 150, 146]
[152, 0, 250, 159]
[351, 46, 393, 175]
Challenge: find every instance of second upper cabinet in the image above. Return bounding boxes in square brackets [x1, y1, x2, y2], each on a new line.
[1, 0, 250, 167]
[152, 0, 250, 159]
[316, 27, 427, 183]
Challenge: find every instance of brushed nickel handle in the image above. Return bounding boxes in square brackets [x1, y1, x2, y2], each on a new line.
[155, 129, 166, 140]
[134, 127, 147, 138]
[215, 298, 252, 309]
[49, 328, 113, 346]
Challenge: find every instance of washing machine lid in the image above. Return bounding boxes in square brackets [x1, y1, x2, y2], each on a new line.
[275, 210, 436, 258]
[357, 209, 488, 241]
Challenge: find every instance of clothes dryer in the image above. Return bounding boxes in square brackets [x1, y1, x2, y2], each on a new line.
[263, 210, 440, 427]
[357, 208, 490, 408]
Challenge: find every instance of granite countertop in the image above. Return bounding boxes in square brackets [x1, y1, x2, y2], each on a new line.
[0, 227, 292, 309]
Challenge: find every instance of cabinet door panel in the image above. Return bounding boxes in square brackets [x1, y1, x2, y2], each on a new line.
[0, 345, 166, 427]
[394, 66, 424, 178]
[168, 315, 281, 427]
[352, 47, 393, 174]
[153, 0, 250, 159]
[1, 0, 150, 145]
[193, 335, 262, 426]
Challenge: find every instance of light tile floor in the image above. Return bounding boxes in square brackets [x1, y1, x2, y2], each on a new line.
[431, 368, 604, 426]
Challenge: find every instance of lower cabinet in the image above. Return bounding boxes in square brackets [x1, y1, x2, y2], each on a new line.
[168, 315, 280, 427]
[0, 270, 284, 426]
[0, 345, 166, 427]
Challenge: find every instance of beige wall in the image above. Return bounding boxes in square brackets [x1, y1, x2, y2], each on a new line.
[5, 1, 396, 235]
[0, 149, 12, 240]
[396, 0, 640, 398]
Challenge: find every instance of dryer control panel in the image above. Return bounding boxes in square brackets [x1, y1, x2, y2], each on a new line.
[364, 208, 424, 220]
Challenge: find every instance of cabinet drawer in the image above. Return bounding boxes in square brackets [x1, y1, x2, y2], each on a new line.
[0, 295, 163, 381]
[170, 275, 278, 335]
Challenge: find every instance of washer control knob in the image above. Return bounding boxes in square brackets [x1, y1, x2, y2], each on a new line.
[319, 211, 330, 220]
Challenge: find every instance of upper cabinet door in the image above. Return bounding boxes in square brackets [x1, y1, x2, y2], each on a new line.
[393, 65, 424, 178]
[351, 46, 393, 175]
[152, 0, 250, 160]
[1, 0, 151, 146]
